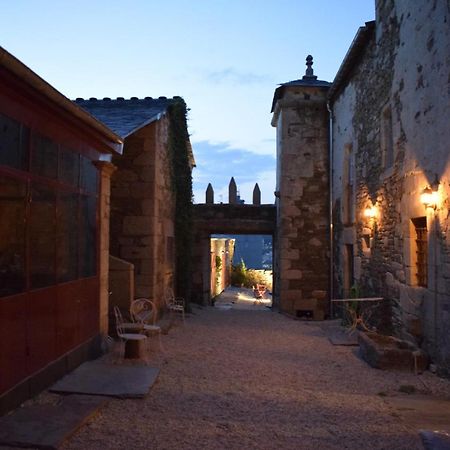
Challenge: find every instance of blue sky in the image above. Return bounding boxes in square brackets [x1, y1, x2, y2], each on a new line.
[1, 1, 374, 203]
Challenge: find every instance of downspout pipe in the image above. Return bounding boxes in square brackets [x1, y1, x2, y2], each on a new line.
[327, 101, 334, 317]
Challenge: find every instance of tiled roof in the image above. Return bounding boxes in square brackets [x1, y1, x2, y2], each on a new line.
[74, 96, 183, 138]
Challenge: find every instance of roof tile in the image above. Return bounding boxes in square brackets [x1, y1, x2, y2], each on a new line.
[74, 97, 181, 138]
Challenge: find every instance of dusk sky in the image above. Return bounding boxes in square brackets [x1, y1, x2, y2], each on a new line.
[1, 1, 374, 203]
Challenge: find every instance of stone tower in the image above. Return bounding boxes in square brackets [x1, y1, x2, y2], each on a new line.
[271, 55, 331, 316]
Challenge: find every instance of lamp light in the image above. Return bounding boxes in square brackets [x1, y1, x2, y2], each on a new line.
[420, 186, 438, 208]
[363, 205, 377, 219]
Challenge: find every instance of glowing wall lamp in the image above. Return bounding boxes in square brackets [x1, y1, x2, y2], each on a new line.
[363, 204, 377, 219]
[420, 186, 439, 209]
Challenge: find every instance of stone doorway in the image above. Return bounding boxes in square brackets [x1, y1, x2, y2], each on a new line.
[191, 202, 276, 305]
[210, 234, 273, 307]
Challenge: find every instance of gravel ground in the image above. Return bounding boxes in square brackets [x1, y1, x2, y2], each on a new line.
[53, 289, 449, 449]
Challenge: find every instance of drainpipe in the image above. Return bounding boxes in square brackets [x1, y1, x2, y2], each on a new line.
[433, 213, 438, 360]
[327, 101, 334, 317]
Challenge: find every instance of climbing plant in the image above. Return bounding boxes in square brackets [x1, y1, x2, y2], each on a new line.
[215, 255, 222, 288]
[167, 99, 193, 308]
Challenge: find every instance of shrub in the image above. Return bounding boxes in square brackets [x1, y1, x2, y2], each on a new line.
[231, 260, 247, 286]
[231, 260, 272, 290]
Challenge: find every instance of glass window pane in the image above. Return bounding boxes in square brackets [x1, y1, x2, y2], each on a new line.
[57, 193, 79, 282]
[80, 156, 98, 193]
[31, 133, 57, 179]
[0, 113, 29, 170]
[30, 184, 56, 288]
[59, 147, 79, 187]
[0, 175, 26, 297]
[79, 195, 97, 277]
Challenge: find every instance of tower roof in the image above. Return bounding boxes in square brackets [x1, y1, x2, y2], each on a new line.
[271, 55, 331, 112]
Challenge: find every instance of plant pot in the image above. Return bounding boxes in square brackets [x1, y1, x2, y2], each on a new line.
[358, 331, 428, 372]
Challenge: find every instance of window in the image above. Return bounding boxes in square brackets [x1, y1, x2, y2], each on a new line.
[59, 147, 80, 187]
[29, 184, 56, 289]
[79, 195, 97, 277]
[0, 111, 100, 297]
[80, 156, 98, 193]
[0, 113, 29, 170]
[0, 175, 26, 296]
[31, 133, 58, 179]
[411, 217, 427, 287]
[57, 192, 79, 282]
[381, 106, 393, 170]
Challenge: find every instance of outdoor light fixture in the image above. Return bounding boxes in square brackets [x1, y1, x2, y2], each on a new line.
[420, 186, 439, 209]
[363, 204, 377, 219]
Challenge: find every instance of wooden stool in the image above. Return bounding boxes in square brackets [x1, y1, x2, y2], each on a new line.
[124, 335, 147, 359]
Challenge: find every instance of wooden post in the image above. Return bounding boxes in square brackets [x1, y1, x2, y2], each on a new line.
[124, 338, 147, 359]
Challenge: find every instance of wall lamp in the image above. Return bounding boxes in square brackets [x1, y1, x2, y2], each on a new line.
[420, 186, 439, 209]
[363, 204, 377, 219]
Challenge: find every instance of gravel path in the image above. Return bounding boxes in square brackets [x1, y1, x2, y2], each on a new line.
[60, 289, 450, 450]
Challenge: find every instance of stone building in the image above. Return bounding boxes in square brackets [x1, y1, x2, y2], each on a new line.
[273, 0, 449, 372]
[329, 0, 450, 373]
[0, 47, 122, 412]
[76, 97, 194, 308]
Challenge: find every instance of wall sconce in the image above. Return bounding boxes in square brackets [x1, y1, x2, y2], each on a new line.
[420, 186, 439, 209]
[363, 204, 377, 219]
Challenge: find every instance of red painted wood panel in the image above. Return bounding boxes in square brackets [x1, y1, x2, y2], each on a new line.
[56, 281, 80, 356]
[78, 277, 99, 343]
[0, 294, 28, 392]
[26, 287, 57, 374]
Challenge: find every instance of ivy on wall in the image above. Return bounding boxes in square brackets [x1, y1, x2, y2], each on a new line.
[215, 255, 222, 288]
[167, 99, 193, 307]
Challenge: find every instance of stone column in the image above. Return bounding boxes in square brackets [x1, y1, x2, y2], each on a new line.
[206, 183, 214, 203]
[229, 177, 237, 204]
[94, 161, 117, 336]
[253, 183, 261, 205]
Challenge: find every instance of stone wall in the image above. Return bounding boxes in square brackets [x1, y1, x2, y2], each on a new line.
[110, 117, 176, 308]
[210, 238, 234, 298]
[272, 85, 330, 316]
[109, 255, 134, 311]
[331, 0, 450, 372]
